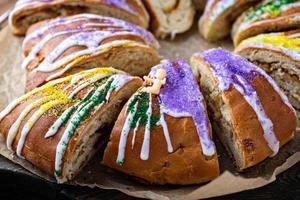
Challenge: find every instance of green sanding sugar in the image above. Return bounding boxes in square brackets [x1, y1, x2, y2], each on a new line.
[127, 93, 139, 113]
[245, 0, 296, 22]
[150, 115, 160, 129]
[116, 160, 124, 166]
[55, 78, 115, 177]
[54, 170, 61, 177]
[60, 106, 77, 127]
[130, 92, 150, 128]
[127, 91, 161, 130]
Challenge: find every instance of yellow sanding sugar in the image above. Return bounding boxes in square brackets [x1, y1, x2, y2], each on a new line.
[48, 104, 65, 117]
[26, 76, 72, 100]
[27, 119, 34, 127]
[18, 67, 124, 117]
[76, 67, 115, 77]
[30, 95, 58, 108]
[40, 100, 68, 113]
[242, 33, 300, 52]
[77, 67, 123, 76]
[70, 67, 126, 83]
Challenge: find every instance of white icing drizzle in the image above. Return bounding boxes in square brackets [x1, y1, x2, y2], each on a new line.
[68, 74, 110, 99]
[140, 95, 152, 160]
[158, 105, 214, 155]
[257, 68, 296, 115]
[237, 40, 300, 82]
[45, 40, 140, 82]
[209, 0, 237, 23]
[150, 62, 215, 157]
[159, 109, 173, 153]
[44, 105, 77, 138]
[117, 92, 179, 162]
[54, 74, 130, 175]
[22, 20, 135, 69]
[0, 97, 27, 122]
[202, 0, 215, 20]
[23, 14, 113, 45]
[0, 68, 131, 178]
[105, 85, 116, 101]
[6, 95, 56, 151]
[289, 32, 300, 38]
[105, 74, 132, 101]
[89, 78, 111, 100]
[131, 118, 140, 149]
[68, 82, 92, 99]
[234, 75, 279, 155]
[22, 30, 83, 69]
[238, 11, 300, 34]
[237, 41, 300, 66]
[236, 43, 297, 113]
[23, 13, 158, 49]
[0, 78, 66, 122]
[54, 102, 87, 175]
[30, 31, 138, 72]
[161, 103, 215, 156]
[159, 106, 190, 118]
[16, 99, 65, 157]
[47, 82, 101, 140]
[21, 13, 158, 72]
[206, 49, 296, 155]
[63, 70, 104, 91]
[70, 74, 86, 85]
[116, 98, 138, 164]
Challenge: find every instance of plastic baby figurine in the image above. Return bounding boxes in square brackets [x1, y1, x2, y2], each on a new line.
[141, 68, 167, 95]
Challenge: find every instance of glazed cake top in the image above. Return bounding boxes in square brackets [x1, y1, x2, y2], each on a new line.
[194, 48, 295, 156]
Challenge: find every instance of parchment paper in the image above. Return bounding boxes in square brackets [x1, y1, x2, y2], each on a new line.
[0, 25, 299, 200]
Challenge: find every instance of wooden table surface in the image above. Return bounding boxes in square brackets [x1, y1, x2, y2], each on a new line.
[0, 1, 299, 199]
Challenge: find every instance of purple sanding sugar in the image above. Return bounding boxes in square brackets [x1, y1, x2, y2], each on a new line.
[150, 59, 215, 156]
[26, 14, 158, 49]
[193, 48, 296, 155]
[194, 48, 261, 93]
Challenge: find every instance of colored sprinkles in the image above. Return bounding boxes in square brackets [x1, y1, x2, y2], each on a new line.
[0, 68, 132, 178]
[195, 48, 295, 156]
[244, 0, 297, 22]
[116, 59, 216, 165]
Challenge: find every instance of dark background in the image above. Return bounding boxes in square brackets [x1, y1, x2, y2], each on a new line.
[0, 155, 299, 200]
[0, 1, 299, 199]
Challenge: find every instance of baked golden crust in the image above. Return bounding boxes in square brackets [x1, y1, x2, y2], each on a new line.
[102, 59, 220, 185]
[191, 49, 297, 170]
[0, 68, 143, 182]
[24, 44, 159, 92]
[232, 0, 300, 46]
[223, 77, 297, 169]
[235, 31, 300, 109]
[9, 0, 149, 35]
[102, 96, 219, 184]
[199, 0, 259, 41]
[22, 14, 158, 56]
[21, 14, 160, 91]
